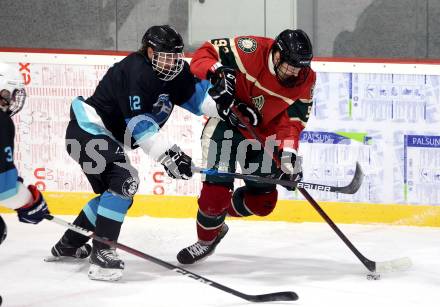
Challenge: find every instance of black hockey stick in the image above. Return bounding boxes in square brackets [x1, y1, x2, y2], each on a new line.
[230, 106, 412, 274]
[297, 189, 412, 273]
[192, 163, 363, 194]
[44, 215, 298, 302]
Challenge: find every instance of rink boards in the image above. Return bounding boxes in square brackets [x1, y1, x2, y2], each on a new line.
[0, 48, 439, 226]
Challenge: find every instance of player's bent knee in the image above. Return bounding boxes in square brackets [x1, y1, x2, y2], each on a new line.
[248, 189, 278, 216]
[231, 186, 278, 217]
[198, 182, 232, 216]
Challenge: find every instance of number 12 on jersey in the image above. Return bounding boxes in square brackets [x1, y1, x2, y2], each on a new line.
[129, 96, 141, 111]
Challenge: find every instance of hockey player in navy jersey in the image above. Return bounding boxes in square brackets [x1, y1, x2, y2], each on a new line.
[0, 64, 50, 246]
[48, 25, 224, 281]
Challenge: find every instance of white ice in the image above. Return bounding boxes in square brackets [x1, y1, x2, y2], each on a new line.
[0, 214, 439, 307]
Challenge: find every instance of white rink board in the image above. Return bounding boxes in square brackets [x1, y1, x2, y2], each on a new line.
[1, 51, 440, 205]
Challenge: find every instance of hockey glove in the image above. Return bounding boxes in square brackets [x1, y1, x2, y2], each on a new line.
[158, 145, 194, 180]
[228, 101, 261, 128]
[207, 65, 236, 87]
[275, 151, 303, 191]
[15, 185, 50, 224]
[208, 66, 236, 117]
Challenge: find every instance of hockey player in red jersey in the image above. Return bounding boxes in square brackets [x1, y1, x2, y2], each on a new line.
[177, 29, 316, 264]
[0, 63, 50, 246]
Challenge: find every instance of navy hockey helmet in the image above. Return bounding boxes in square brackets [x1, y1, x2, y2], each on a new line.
[141, 25, 185, 81]
[272, 29, 313, 87]
[142, 25, 184, 53]
[0, 63, 26, 116]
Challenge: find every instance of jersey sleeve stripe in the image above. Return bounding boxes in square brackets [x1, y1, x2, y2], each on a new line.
[0, 168, 18, 200]
[209, 39, 239, 70]
[180, 80, 212, 115]
[125, 114, 160, 143]
[72, 97, 120, 142]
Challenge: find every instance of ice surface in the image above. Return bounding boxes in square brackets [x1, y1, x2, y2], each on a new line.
[0, 215, 439, 307]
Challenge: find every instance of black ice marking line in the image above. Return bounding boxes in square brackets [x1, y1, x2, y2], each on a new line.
[44, 215, 298, 303]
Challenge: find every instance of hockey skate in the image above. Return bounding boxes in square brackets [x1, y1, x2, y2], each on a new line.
[177, 224, 229, 265]
[88, 246, 124, 281]
[45, 237, 92, 262]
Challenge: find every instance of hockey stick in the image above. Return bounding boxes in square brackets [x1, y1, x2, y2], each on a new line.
[44, 214, 298, 302]
[192, 163, 363, 194]
[230, 106, 412, 274]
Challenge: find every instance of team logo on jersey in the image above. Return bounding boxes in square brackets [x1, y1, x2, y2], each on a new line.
[237, 38, 257, 53]
[122, 177, 139, 198]
[152, 94, 173, 126]
[251, 95, 265, 111]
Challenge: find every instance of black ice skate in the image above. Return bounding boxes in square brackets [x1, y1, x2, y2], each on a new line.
[45, 237, 92, 262]
[177, 224, 229, 265]
[88, 246, 124, 281]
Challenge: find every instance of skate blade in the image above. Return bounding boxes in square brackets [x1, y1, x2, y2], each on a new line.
[44, 255, 88, 262]
[44, 255, 61, 262]
[88, 264, 123, 281]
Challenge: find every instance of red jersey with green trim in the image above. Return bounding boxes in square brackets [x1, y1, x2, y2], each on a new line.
[190, 36, 316, 151]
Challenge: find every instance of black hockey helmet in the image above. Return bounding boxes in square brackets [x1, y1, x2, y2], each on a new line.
[141, 25, 185, 81]
[272, 29, 313, 87]
[141, 25, 184, 54]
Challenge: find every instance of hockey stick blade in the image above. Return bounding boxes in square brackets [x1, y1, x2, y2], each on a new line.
[330, 162, 364, 194]
[243, 292, 299, 303]
[299, 188, 412, 274]
[44, 215, 298, 302]
[193, 161, 364, 195]
[374, 257, 413, 273]
[228, 106, 412, 275]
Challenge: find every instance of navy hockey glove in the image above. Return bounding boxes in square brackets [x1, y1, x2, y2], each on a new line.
[16, 185, 50, 224]
[275, 151, 303, 191]
[158, 145, 194, 180]
[228, 101, 261, 128]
